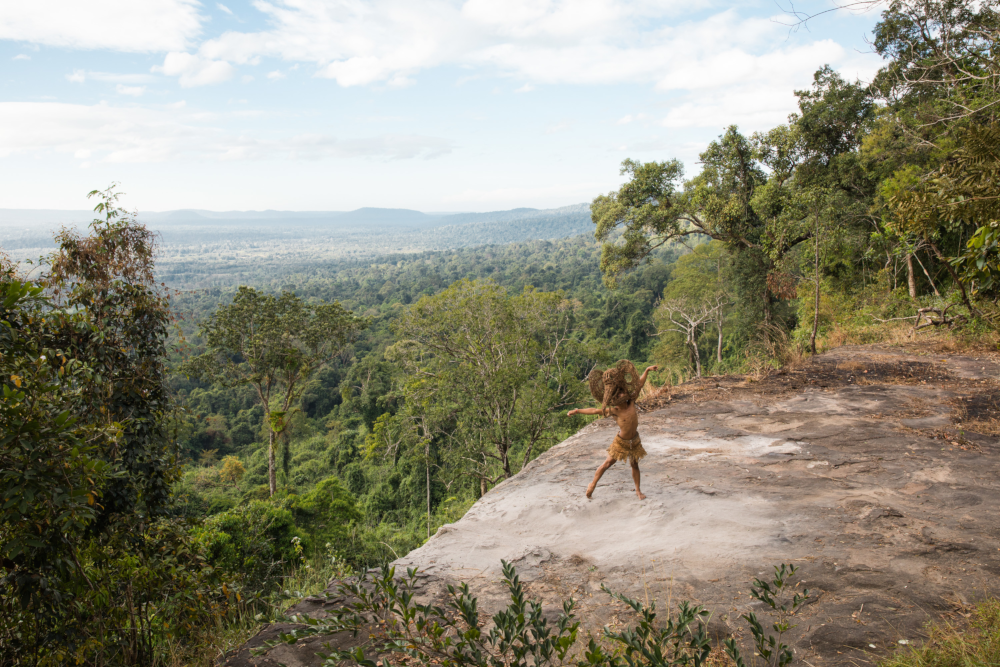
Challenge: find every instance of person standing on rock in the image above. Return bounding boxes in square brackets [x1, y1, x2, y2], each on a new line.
[568, 360, 658, 500]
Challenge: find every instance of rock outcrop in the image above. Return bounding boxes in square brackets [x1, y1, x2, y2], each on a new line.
[224, 345, 1000, 666]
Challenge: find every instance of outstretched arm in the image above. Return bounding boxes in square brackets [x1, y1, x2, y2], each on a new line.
[568, 407, 606, 416]
[637, 365, 659, 392]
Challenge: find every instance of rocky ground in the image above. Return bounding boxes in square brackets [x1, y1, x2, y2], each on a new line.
[223, 344, 1000, 667]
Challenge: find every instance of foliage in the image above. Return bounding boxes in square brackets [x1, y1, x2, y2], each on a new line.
[260, 561, 804, 667]
[597, 2, 1000, 368]
[1, 187, 234, 666]
[600, 586, 712, 667]
[0, 277, 114, 659]
[182, 286, 366, 495]
[288, 476, 363, 559]
[219, 455, 246, 485]
[390, 279, 592, 484]
[592, 159, 690, 286]
[872, 0, 1000, 130]
[723, 564, 810, 667]
[193, 500, 303, 598]
[891, 122, 1000, 295]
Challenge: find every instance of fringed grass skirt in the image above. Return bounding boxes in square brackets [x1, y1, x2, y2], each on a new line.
[608, 433, 646, 465]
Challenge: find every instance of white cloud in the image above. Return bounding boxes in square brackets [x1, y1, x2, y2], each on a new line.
[147, 0, 880, 127]
[68, 70, 156, 85]
[266, 70, 286, 80]
[116, 84, 146, 97]
[656, 48, 880, 131]
[13, 54, 30, 60]
[30, 0, 876, 118]
[0, 0, 204, 52]
[0, 101, 452, 163]
[91, 71, 157, 84]
[154, 52, 235, 87]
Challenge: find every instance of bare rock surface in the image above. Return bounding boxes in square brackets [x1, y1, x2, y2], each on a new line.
[225, 345, 1000, 666]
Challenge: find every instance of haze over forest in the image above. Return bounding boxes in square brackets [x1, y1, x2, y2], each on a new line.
[0, 203, 593, 287]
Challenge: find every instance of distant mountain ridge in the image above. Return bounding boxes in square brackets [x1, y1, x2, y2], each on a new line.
[0, 204, 596, 261]
[0, 204, 591, 230]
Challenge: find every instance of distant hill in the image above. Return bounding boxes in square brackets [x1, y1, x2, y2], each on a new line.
[333, 208, 429, 226]
[0, 204, 595, 267]
[0, 205, 589, 230]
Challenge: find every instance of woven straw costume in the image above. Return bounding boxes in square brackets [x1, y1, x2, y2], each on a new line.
[587, 360, 647, 464]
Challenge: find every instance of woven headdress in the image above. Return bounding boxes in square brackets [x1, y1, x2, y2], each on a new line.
[587, 360, 640, 410]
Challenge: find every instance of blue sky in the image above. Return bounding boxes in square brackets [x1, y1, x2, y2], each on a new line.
[1, 1, 884, 212]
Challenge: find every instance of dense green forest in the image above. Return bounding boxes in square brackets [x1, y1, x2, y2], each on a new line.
[166, 234, 684, 565]
[4, 1, 1000, 664]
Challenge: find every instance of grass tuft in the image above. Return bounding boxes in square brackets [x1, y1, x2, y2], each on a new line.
[880, 599, 1000, 667]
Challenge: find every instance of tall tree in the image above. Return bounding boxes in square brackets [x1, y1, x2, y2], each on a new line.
[390, 279, 586, 485]
[183, 287, 365, 496]
[654, 241, 730, 373]
[3, 186, 230, 664]
[655, 296, 724, 378]
[593, 127, 812, 340]
[873, 1, 1000, 303]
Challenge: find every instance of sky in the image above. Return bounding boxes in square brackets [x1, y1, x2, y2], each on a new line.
[0, 0, 886, 213]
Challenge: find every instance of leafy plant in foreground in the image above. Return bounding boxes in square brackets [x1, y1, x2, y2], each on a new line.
[260, 561, 808, 667]
[599, 586, 712, 667]
[723, 564, 810, 667]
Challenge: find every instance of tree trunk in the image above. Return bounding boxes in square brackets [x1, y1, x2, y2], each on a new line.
[810, 227, 820, 355]
[914, 252, 941, 296]
[690, 334, 702, 378]
[425, 438, 431, 540]
[268, 429, 277, 497]
[480, 476, 487, 498]
[716, 316, 723, 363]
[906, 253, 917, 299]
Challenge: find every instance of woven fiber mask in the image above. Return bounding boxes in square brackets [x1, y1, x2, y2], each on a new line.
[587, 360, 640, 411]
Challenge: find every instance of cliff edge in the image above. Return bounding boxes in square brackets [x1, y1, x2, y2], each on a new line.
[225, 344, 1000, 667]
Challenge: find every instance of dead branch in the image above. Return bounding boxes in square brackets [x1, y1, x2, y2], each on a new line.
[911, 305, 968, 334]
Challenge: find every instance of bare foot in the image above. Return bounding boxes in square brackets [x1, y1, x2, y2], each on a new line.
[635, 490, 646, 500]
[586, 482, 596, 498]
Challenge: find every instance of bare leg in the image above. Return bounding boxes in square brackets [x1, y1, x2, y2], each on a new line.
[586, 455, 617, 498]
[631, 460, 645, 500]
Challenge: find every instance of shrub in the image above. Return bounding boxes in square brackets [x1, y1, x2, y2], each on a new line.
[193, 500, 304, 596]
[219, 455, 246, 485]
[289, 477, 362, 557]
[262, 561, 809, 667]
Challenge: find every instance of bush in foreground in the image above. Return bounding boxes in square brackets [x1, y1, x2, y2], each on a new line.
[261, 561, 810, 667]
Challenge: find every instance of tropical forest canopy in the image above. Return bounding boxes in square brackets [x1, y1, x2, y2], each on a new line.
[3, 2, 1000, 664]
